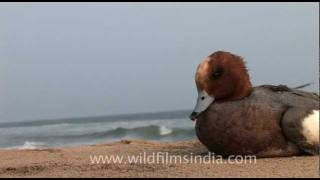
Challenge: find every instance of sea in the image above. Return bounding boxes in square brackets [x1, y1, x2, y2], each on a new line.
[0, 110, 196, 149]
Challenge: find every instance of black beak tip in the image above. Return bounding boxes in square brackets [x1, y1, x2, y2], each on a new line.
[189, 112, 198, 121]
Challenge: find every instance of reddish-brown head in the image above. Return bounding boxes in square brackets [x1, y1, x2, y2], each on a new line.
[190, 51, 253, 120]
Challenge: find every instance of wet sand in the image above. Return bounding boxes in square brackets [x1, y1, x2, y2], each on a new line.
[0, 139, 319, 178]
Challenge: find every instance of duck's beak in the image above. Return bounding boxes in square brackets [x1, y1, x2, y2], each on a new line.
[189, 90, 215, 121]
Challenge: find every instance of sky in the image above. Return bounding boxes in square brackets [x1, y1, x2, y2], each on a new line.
[0, 2, 319, 122]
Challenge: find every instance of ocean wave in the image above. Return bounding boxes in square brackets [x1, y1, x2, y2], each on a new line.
[0, 118, 191, 138]
[0, 122, 196, 149]
[25, 125, 194, 141]
[6, 141, 47, 150]
[159, 126, 173, 135]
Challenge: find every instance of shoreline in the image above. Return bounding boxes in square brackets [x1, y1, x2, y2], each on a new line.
[0, 139, 319, 178]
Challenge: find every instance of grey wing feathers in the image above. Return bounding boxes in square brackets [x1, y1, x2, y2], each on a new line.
[261, 84, 320, 155]
[259, 84, 319, 109]
[281, 108, 319, 155]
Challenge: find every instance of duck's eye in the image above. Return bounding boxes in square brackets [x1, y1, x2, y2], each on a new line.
[211, 70, 223, 79]
[201, 96, 205, 100]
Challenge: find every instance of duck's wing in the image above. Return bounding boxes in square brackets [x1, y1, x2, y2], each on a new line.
[259, 84, 319, 108]
[281, 107, 319, 155]
[259, 85, 319, 155]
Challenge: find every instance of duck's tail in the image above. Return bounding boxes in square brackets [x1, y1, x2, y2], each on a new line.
[294, 83, 313, 89]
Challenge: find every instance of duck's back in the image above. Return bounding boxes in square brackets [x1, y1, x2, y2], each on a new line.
[195, 85, 319, 157]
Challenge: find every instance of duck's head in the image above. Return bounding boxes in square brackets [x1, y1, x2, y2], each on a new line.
[190, 51, 253, 121]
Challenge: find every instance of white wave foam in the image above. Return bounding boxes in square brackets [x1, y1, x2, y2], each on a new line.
[159, 126, 173, 135]
[14, 141, 47, 150]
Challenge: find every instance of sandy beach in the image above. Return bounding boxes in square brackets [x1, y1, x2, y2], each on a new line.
[0, 139, 318, 178]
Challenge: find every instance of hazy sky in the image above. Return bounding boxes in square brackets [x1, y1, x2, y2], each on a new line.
[0, 2, 319, 122]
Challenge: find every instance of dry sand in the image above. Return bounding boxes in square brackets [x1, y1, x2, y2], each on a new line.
[0, 139, 319, 178]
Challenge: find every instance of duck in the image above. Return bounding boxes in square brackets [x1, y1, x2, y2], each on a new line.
[189, 51, 319, 157]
